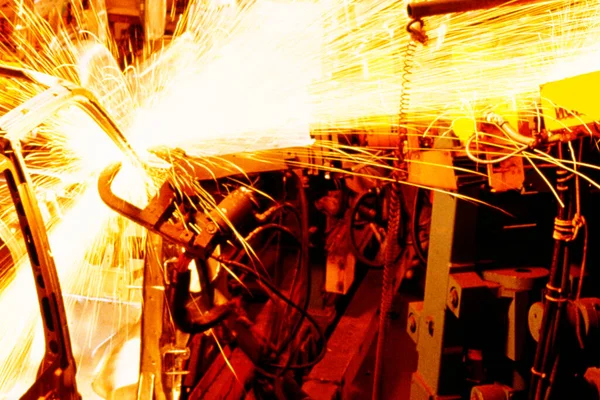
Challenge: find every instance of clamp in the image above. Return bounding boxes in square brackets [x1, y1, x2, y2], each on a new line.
[98, 161, 256, 332]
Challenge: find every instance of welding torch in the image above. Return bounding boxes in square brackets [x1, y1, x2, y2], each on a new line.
[407, 0, 539, 19]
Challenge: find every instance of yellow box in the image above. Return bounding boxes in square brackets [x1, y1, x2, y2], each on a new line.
[540, 70, 600, 132]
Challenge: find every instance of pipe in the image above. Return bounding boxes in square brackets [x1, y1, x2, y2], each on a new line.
[485, 112, 537, 147]
[407, 0, 538, 19]
[172, 269, 232, 333]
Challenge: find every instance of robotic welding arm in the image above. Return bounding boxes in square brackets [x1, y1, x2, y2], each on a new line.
[97, 160, 308, 397]
[98, 161, 258, 333]
[97, 161, 256, 258]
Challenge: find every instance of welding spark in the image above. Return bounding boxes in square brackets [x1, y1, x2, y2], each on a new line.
[0, 0, 600, 398]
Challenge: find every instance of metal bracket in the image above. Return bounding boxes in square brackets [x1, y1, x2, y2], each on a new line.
[0, 139, 80, 400]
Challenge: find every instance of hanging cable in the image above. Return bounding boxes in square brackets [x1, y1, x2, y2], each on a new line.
[529, 143, 578, 400]
[274, 171, 311, 370]
[210, 256, 326, 371]
[231, 175, 311, 369]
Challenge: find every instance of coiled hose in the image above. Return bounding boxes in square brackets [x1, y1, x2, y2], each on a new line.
[372, 21, 425, 400]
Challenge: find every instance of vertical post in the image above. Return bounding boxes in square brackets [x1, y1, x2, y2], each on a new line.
[142, 0, 166, 56]
[411, 191, 478, 398]
[138, 233, 167, 400]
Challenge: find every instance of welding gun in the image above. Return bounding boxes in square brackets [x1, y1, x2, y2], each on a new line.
[97, 162, 307, 380]
[98, 161, 257, 328]
[98, 162, 256, 258]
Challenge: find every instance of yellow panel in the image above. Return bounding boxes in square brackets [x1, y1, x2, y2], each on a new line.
[540, 70, 600, 132]
[407, 150, 457, 191]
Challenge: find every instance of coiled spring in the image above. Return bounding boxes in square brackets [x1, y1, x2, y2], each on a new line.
[372, 19, 426, 400]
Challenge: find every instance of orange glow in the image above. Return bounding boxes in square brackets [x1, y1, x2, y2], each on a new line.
[0, 0, 600, 397]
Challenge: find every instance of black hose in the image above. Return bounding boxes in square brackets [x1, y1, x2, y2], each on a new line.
[411, 188, 428, 265]
[531, 219, 564, 399]
[171, 270, 232, 333]
[530, 145, 574, 400]
[245, 224, 301, 246]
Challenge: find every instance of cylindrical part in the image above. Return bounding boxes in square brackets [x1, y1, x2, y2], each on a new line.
[366, 132, 400, 149]
[209, 186, 256, 231]
[407, 0, 537, 19]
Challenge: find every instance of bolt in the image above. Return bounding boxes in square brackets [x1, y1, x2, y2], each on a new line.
[425, 316, 434, 336]
[206, 223, 217, 234]
[408, 314, 417, 333]
[449, 287, 459, 309]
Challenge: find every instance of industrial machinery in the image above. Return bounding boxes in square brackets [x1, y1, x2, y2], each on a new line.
[5, 0, 600, 399]
[92, 71, 600, 400]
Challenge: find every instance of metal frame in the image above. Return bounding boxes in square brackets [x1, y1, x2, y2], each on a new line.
[0, 65, 142, 399]
[410, 191, 478, 399]
[138, 232, 167, 400]
[0, 65, 140, 163]
[0, 139, 80, 399]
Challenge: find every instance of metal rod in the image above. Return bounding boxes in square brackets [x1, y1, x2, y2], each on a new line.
[407, 0, 537, 19]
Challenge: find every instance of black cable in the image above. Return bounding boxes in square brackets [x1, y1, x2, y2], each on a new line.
[530, 144, 574, 400]
[229, 221, 300, 281]
[210, 255, 326, 371]
[245, 221, 306, 359]
[411, 188, 428, 265]
[241, 194, 309, 361]
[348, 189, 385, 268]
[234, 220, 307, 361]
[214, 175, 316, 374]
[275, 173, 311, 368]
